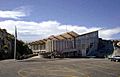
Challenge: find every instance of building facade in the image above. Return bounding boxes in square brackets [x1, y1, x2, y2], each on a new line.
[75, 31, 98, 56]
[29, 31, 99, 57]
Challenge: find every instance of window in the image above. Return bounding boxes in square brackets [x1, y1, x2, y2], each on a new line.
[82, 44, 85, 50]
[90, 43, 93, 48]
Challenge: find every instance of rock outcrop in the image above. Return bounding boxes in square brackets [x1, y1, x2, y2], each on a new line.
[112, 40, 120, 56]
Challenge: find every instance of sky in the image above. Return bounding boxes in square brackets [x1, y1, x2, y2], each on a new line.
[0, 0, 120, 42]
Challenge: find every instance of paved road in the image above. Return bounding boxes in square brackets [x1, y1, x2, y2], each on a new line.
[0, 58, 120, 77]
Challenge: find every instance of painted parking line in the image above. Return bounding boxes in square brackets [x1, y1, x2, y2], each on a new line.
[18, 70, 28, 77]
[63, 66, 90, 77]
[18, 65, 90, 77]
[84, 61, 120, 71]
[72, 63, 119, 77]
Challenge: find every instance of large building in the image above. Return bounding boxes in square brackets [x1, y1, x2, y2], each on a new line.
[29, 31, 99, 57]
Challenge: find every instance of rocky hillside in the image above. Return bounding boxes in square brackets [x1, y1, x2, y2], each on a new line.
[112, 40, 120, 56]
[0, 28, 32, 60]
[0, 29, 14, 59]
[96, 39, 120, 57]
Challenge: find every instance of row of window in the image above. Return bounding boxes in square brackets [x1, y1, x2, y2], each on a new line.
[32, 44, 46, 50]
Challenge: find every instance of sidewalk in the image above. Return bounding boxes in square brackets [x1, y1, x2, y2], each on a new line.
[29, 55, 41, 59]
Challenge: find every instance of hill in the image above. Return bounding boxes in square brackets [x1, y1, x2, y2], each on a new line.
[0, 28, 32, 60]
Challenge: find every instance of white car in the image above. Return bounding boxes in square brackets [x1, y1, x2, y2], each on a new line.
[110, 56, 120, 62]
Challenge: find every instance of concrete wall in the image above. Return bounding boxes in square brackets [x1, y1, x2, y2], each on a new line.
[46, 39, 74, 53]
[75, 31, 99, 56]
[30, 43, 46, 54]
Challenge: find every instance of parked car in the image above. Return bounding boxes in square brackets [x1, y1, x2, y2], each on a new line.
[109, 56, 120, 62]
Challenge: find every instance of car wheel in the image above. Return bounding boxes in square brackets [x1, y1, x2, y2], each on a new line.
[118, 60, 120, 62]
[116, 60, 119, 62]
[113, 60, 116, 62]
[115, 60, 118, 62]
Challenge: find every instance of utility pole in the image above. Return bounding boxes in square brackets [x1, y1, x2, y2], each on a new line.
[14, 26, 17, 60]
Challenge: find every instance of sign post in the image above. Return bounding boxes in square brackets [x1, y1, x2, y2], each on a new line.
[14, 26, 17, 60]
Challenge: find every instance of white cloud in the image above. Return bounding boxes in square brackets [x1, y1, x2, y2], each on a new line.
[0, 10, 26, 19]
[0, 20, 119, 42]
[99, 27, 120, 39]
[0, 6, 29, 19]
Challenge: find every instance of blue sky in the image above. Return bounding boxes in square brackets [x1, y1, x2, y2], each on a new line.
[0, 0, 120, 41]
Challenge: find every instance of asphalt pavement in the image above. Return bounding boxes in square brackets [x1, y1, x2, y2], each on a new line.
[0, 58, 120, 77]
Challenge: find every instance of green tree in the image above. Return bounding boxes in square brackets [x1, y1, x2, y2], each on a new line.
[15, 40, 32, 59]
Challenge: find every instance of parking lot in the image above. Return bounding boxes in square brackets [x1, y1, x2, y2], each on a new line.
[0, 58, 120, 77]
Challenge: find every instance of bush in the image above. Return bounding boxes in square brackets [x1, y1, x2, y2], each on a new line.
[15, 40, 33, 60]
[17, 54, 38, 60]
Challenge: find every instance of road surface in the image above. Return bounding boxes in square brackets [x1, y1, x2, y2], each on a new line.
[0, 58, 120, 77]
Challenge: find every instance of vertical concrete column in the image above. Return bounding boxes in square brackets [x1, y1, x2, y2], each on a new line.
[82, 49, 86, 56]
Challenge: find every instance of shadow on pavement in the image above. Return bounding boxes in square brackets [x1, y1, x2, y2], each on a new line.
[17, 58, 65, 62]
